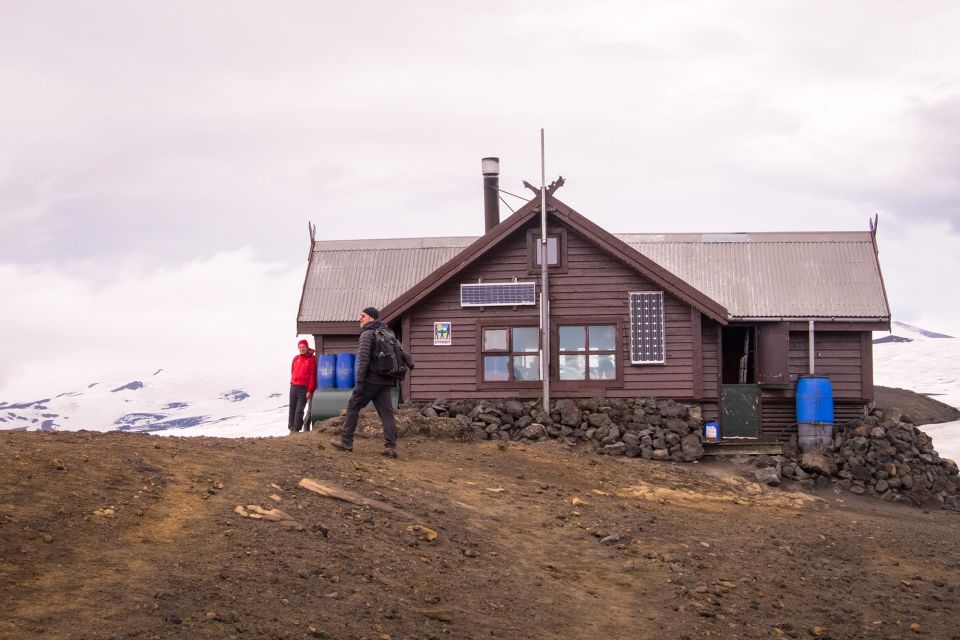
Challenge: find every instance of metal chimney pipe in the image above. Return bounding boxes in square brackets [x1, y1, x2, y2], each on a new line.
[482, 157, 500, 233]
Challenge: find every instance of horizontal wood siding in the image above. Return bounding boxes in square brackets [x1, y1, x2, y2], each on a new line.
[408, 220, 697, 401]
[759, 330, 869, 440]
[319, 335, 359, 354]
[760, 398, 867, 441]
[787, 331, 865, 399]
[701, 317, 720, 422]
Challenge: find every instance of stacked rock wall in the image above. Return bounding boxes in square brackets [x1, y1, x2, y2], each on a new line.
[413, 397, 705, 462]
[749, 408, 960, 508]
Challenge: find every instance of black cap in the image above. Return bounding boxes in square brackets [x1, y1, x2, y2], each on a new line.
[362, 307, 380, 320]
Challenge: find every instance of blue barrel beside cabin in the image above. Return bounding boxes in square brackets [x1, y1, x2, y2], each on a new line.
[796, 375, 834, 424]
[317, 354, 337, 390]
[796, 375, 835, 451]
[335, 352, 356, 388]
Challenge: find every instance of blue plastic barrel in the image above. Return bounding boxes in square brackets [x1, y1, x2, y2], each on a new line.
[335, 352, 356, 388]
[317, 355, 336, 390]
[796, 375, 834, 424]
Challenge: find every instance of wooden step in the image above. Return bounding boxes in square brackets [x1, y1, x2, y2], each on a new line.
[702, 441, 783, 457]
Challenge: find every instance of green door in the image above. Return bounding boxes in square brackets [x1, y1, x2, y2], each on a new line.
[721, 384, 760, 439]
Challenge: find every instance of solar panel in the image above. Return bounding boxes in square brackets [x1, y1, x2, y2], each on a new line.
[460, 282, 537, 307]
[629, 292, 665, 364]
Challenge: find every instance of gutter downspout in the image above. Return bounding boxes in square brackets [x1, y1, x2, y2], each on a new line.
[808, 320, 815, 375]
[539, 129, 550, 412]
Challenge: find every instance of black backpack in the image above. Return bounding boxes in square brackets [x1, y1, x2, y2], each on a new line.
[369, 327, 414, 379]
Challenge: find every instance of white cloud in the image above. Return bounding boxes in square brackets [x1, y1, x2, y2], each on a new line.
[0, 250, 306, 399]
[1, 0, 959, 383]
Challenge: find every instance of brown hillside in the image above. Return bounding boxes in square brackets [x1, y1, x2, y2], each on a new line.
[2, 427, 960, 640]
[874, 385, 960, 425]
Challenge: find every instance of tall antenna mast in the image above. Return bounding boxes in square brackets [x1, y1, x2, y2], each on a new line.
[539, 129, 550, 411]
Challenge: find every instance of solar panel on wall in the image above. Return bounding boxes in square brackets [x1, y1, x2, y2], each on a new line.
[629, 292, 666, 364]
[460, 282, 537, 307]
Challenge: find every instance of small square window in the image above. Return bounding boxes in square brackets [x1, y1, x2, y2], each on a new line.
[483, 355, 510, 381]
[512, 327, 539, 352]
[483, 329, 508, 351]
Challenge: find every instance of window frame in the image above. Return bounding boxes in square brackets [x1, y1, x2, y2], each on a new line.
[526, 227, 568, 274]
[551, 319, 624, 389]
[477, 323, 543, 388]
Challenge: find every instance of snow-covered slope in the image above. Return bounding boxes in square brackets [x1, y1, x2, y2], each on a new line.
[0, 369, 290, 438]
[874, 322, 960, 410]
[873, 322, 960, 463]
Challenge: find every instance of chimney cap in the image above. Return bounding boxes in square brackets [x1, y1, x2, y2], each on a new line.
[481, 157, 500, 176]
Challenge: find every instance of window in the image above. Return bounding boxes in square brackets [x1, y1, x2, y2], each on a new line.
[558, 324, 617, 380]
[629, 291, 665, 364]
[527, 228, 567, 271]
[482, 326, 541, 382]
[533, 235, 559, 266]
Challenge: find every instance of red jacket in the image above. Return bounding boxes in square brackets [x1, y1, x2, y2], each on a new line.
[291, 350, 317, 393]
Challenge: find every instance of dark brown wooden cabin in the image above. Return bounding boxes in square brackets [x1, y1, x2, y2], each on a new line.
[297, 194, 890, 442]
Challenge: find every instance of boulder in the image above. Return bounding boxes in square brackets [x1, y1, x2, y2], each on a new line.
[600, 442, 627, 456]
[754, 467, 781, 486]
[800, 451, 837, 477]
[680, 434, 704, 462]
[555, 399, 582, 426]
[520, 423, 547, 440]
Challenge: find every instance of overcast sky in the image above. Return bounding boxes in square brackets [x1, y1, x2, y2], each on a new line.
[1, 1, 958, 398]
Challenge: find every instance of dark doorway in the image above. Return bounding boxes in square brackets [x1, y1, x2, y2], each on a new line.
[722, 326, 756, 384]
[721, 326, 760, 439]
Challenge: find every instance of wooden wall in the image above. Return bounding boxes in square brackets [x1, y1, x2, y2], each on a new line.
[759, 330, 870, 439]
[405, 220, 701, 402]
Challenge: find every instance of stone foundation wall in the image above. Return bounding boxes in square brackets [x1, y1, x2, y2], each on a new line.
[412, 397, 705, 462]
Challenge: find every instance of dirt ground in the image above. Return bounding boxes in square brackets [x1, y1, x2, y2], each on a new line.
[2, 422, 960, 640]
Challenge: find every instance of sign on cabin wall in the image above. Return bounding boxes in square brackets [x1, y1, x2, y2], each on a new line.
[433, 322, 452, 346]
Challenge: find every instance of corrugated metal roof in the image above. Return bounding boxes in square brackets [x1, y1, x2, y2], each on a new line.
[299, 231, 889, 323]
[298, 237, 474, 322]
[618, 232, 889, 319]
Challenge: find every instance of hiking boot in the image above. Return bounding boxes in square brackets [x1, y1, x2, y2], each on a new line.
[381, 447, 398, 459]
[329, 438, 352, 452]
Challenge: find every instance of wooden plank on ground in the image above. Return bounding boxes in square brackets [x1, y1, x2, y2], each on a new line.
[298, 478, 413, 518]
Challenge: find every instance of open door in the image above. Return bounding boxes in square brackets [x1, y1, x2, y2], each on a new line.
[720, 326, 760, 438]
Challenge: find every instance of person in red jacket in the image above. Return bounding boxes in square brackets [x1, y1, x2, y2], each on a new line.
[289, 339, 317, 433]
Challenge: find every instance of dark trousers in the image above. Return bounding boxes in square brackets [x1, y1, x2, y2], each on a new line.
[340, 383, 397, 448]
[289, 384, 309, 432]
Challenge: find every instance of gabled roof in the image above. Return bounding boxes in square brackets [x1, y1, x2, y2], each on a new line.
[378, 195, 729, 324]
[297, 198, 891, 329]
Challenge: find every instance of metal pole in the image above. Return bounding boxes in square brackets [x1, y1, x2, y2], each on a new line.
[540, 128, 550, 412]
[808, 320, 815, 374]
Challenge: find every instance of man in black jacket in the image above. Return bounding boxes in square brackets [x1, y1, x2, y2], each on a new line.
[330, 307, 400, 458]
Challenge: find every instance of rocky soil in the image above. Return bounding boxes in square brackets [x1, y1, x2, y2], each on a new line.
[3, 423, 960, 640]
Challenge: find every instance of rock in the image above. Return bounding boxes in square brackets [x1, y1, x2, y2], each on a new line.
[870, 426, 887, 439]
[520, 423, 547, 440]
[600, 442, 627, 456]
[754, 467, 781, 486]
[503, 399, 525, 418]
[555, 399, 582, 426]
[680, 434, 704, 462]
[588, 412, 612, 428]
[421, 608, 456, 622]
[600, 533, 620, 545]
[622, 433, 640, 448]
[800, 452, 836, 476]
[420, 407, 438, 418]
[478, 413, 502, 426]
[652, 449, 670, 461]
[664, 418, 689, 434]
[515, 415, 534, 430]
